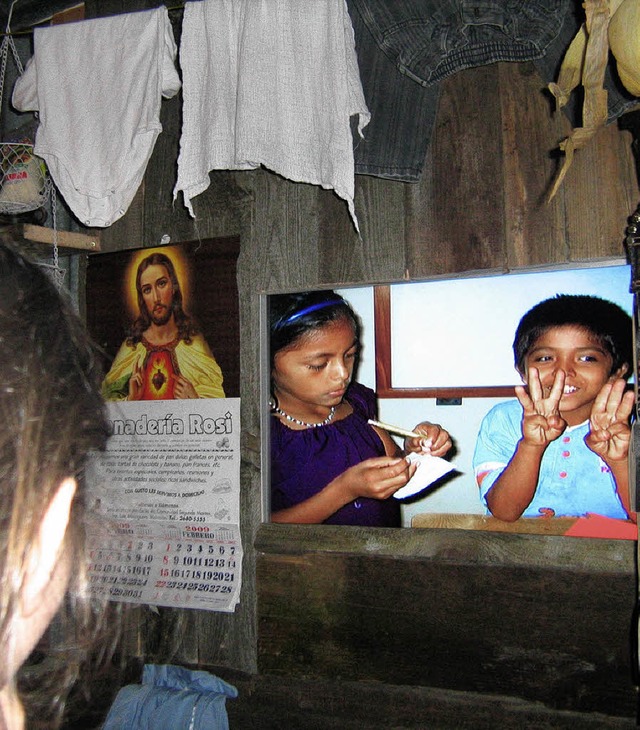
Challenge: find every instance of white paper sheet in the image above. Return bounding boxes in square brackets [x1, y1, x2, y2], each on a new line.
[393, 452, 456, 500]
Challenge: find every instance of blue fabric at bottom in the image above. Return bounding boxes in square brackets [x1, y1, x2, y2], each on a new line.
[102, 664, 238, 730]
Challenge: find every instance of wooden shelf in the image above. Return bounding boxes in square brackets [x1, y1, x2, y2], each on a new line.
[22, 223, 100, 251]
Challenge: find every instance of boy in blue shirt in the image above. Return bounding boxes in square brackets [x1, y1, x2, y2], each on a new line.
[473, 294, 635, 522]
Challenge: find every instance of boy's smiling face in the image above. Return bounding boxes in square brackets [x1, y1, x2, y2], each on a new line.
[520, 324, 628, 426]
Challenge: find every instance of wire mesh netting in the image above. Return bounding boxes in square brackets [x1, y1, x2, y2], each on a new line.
[0, 142, 49, 214]
[0, 2, 51, 216]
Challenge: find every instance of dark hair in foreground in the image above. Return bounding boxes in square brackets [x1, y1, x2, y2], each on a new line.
[0, 242, 115, 727]
[513, 294, 633, 376]
[269, 289, 361, 370]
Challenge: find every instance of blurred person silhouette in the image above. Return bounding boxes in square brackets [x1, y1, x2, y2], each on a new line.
[0, 241, 113, 729]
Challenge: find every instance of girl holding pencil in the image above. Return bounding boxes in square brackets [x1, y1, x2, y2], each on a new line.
[269, 290, 452, 526]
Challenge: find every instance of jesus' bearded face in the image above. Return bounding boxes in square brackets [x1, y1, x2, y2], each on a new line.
[140, 263, 175, 326]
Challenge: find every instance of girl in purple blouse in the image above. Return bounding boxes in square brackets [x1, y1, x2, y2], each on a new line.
[269, 290, 452, 526]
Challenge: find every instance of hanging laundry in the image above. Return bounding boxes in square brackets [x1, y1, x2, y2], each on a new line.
[174, 0, 369, 233]
[347, 0, 441, 183]
[12, 6, 180, 227]
[347, 0, 569, 183]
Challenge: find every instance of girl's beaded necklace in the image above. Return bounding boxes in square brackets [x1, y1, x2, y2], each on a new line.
[270, 401, 336, 428]
[270, 399, 357, 506]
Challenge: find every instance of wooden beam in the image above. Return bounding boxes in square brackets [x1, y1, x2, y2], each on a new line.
[22, 224, 100, 251]
[52, 4, 85, 25]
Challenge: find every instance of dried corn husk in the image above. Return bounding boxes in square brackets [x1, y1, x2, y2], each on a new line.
[547, 0, 613, 200]
[548, 24, 588, 110]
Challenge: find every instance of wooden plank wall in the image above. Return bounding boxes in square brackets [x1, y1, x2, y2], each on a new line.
[255, 526, 637, 717]
[70, 1, 640, 724]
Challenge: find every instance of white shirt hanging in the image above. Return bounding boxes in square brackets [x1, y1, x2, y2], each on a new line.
[12, 6, 181, 227]
[174, 0, 369, 233]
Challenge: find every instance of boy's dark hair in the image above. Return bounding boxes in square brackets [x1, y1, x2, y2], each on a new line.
[513, 294, 632, 376]
[269, 289, 360, 370]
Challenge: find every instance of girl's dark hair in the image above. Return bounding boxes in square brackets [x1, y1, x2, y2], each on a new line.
[0, 241, 116, 727]
[269, 290, 360, 369]
[513, 294, 633, 376]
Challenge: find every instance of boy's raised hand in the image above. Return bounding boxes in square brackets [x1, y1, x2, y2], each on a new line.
[515, 367, 567, 446]
[586, 379, 635, 462]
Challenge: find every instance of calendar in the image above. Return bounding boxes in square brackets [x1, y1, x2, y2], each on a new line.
[86, 399, 242, 612]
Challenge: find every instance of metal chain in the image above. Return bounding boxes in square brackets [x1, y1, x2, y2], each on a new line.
[49, 183, 65, 290]
[0, 1, 24, 111]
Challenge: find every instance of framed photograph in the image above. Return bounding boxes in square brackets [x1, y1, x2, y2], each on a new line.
[261, 259, 637, 537]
